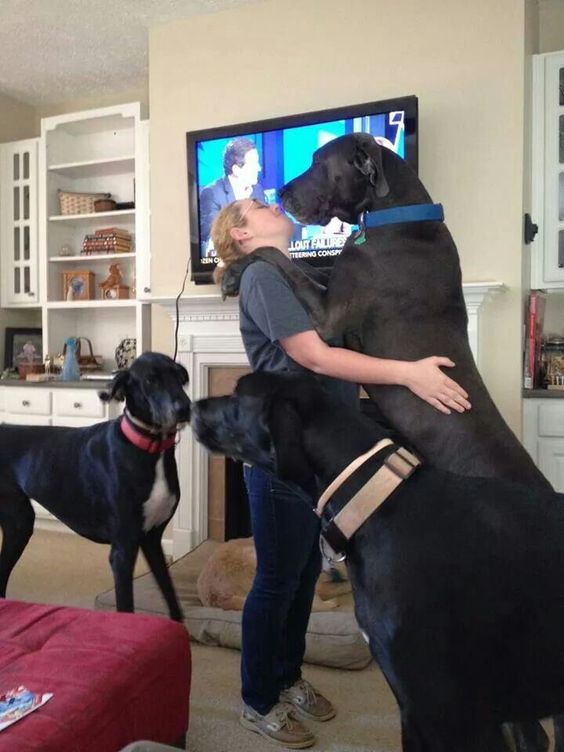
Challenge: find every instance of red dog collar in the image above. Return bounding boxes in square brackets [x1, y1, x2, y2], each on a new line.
[120, 413, 177, 454]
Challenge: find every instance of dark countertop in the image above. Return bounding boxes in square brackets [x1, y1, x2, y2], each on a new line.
[0, 378, 112, 389]
[522, 389, 564, 398]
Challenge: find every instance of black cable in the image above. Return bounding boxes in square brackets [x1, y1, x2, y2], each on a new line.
[173, 256, 191, 362]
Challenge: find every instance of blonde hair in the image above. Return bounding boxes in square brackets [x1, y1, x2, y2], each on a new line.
[211, 202, 246, 286]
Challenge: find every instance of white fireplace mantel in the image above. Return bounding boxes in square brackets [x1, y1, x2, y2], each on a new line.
[154, 280, 504, 559]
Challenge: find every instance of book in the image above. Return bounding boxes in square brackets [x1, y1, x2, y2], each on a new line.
[523, 291, 546, 389]
[94, 227, 131, 238]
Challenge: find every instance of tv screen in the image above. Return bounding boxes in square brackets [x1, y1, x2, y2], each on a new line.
[186, 95, 418, 284]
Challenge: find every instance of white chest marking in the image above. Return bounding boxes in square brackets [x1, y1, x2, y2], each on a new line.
[143, 455, 177, 532]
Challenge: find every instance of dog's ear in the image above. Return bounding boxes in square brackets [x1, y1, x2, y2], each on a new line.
[98, 369, 130, 403]
[174, 361, 189, 386]
[267, 400, 314, 486]
[221, 255, 257, 299]
[353, 140, 390, 198]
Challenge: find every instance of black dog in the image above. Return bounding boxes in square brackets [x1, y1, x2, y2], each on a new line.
[222, 133, 549, 494]
[0, 351, 191, 621]
[192, 372, 564, 752]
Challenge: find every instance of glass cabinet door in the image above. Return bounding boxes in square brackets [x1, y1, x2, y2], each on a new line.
[541, 53, 564, 284]
[559, 65, 564, 259]
[0, 139, 39, 305]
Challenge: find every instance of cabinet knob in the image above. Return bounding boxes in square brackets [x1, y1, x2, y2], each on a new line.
[73, 402, 82, 409]
[28, 292, 34, 296]
[22, 400, 30, 407]
[143, 286, 151, 293]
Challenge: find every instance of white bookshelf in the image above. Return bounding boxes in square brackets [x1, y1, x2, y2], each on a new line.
[39, 103, 150, 371]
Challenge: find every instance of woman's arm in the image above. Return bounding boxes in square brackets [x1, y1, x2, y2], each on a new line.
[280, 329, 470, 415]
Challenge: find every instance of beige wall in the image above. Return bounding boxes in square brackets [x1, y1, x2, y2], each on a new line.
[149, 0, 529, 432]
[0, 91, 35, 142]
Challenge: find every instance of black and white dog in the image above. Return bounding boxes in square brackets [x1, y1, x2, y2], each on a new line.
[192, 372, 564, 752]
[0, 351, 191, 620]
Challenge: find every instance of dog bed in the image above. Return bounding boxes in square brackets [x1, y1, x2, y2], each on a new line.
[95, 540, 372, 671]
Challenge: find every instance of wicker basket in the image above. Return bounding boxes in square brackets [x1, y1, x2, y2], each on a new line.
[58, 190, 111, 216]
[54, 337, 103, 373]
[94, 198, 117, 212]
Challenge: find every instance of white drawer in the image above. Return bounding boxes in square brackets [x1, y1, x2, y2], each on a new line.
[4, 414, 51, 426]
[53, 416, 106, 428]
[0, 389, 4, 413]
[53, 389, 105, 419]
[4, 388, 51, 415]
[538, 401, 564, 437]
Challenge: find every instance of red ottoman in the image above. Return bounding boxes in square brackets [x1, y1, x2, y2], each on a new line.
[0, 600, 191, 752]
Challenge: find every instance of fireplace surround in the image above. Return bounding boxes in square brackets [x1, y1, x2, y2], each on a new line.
[157, 282, 503, 559]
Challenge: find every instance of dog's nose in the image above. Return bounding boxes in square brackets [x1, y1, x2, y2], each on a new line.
[175, 396, 191, 423]
[178, 406, 191, 423]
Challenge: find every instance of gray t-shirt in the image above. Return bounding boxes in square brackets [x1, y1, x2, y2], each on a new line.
[239, 258, 359, 409]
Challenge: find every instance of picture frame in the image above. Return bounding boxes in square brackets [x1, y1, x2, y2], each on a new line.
[62, 270, 94, 301]
[4, 327, 43, 370]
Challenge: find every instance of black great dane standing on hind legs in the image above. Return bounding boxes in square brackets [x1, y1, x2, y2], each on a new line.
[221, 133, 553, 751]
[0, 351, 190, 621]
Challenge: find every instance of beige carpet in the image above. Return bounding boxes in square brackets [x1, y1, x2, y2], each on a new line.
[3, 527, 150, 608]
[3, 529, 404, 751]
[5, 529, 554, 752]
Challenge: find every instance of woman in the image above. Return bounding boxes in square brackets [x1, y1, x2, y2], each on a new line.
[211, 199, 471, 749]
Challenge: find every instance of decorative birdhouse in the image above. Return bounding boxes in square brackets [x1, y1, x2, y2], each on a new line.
[98, 263, 129, 300]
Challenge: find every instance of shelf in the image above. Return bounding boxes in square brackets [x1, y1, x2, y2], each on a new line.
[32, 104, 150, 374]
[47, 156, 135, 178]
[47, 300, 137, 309]
[49, 253, 135, 263]
[45, 111, 136, 137]
[48, 210, 135, 222]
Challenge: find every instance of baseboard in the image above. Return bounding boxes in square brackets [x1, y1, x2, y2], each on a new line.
[33, 515, 174, 559]
[34, 516, 72, 534]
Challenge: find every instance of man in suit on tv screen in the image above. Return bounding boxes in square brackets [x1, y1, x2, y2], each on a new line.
[200, 137, 267, 256]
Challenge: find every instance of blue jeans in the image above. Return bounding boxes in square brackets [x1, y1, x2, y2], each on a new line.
[241, 465, 321, 715]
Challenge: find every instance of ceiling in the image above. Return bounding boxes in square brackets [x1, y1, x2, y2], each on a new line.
[0, 0, 257, 107]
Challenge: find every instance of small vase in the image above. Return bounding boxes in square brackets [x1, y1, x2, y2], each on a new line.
[115, 338, 136, 369]
[60, 338, 81, 381]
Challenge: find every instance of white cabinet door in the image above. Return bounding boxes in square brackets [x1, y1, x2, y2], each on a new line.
[531, 51, 564, 288]
[0, 139, 40, 305]
[537, 438, 564, 492]
[522, 397, 564, 490]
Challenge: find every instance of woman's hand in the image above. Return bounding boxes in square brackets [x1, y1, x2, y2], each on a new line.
[402, 357, 471, 415]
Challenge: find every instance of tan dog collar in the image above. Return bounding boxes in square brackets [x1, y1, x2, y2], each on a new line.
[317, 438, 421, 557]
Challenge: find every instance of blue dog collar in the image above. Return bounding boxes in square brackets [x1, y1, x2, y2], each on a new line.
[364, 203, 444, 229]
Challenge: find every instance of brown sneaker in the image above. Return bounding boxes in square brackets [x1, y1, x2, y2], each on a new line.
[280, 678, 336, 722]
[240, 701, 316, 749]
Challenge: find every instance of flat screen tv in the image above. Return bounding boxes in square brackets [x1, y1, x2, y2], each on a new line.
[186, 95, 418, 284]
